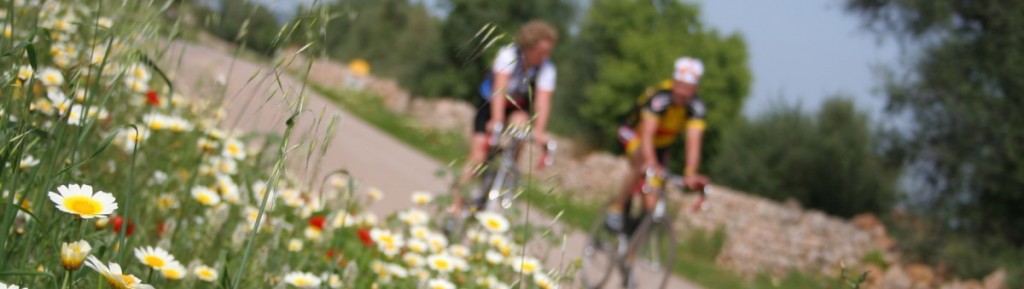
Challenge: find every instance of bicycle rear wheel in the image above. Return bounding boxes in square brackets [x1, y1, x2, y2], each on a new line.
[579, 214, 621, 289]
[626, 215, 678, 289]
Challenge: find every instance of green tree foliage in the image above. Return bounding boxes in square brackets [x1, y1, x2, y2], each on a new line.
[299, 0, 443, 94]
[560, 0, 751, 164]
[416, 0, 576, 100]
[710, 98, 898, 217]
[844, 0, 1024, 245]
[207, 0, 282, 56]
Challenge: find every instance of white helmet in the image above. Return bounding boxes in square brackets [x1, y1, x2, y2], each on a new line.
[673, 57, 704, 85]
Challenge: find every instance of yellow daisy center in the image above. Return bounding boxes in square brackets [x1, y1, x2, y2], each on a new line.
[120, 274, 137, 285]
[64, 196, 102, 215]
[197, 194, 213, 205]
[486, 218, 502, 230]
[45, 74, 60, 84]
[433, 259, 450, 270]
[294, 278, 311, 286]
[523, 262, 537, 272]
[150, 121, 164, 130]
[163, 269, 183, 279]
[227, 144, 240, 155]
[143, 255, 165, 268]
[198, 269, 214, 279]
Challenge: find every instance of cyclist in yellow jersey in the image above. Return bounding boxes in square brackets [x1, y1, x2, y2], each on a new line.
[606, 57, 711, 232]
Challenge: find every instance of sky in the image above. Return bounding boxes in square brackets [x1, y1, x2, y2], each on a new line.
[251, 0, 902, 120]
[686, 0, 901, 119]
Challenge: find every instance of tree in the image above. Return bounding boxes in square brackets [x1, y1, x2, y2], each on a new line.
[208, 0, 282, 56]
[845, 0, 1024, 245]
[560, 0, 751, 168]
[416, 0, 577, 100]
[297, 0, 444, 94]
[710, 98, 898, 217]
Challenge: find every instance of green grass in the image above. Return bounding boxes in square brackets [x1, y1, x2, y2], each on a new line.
[305, 81, 846, 289]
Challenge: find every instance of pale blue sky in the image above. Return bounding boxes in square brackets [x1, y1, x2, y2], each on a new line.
[687, 0, 900, 118]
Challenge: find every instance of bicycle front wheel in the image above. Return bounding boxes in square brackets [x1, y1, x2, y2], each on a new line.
[627, 215, 678, 289]
[579, 215, 620, 289]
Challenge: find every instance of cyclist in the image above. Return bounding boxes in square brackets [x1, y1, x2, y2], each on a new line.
[451, 20, 558, 210]
[605, 57, 710, 232]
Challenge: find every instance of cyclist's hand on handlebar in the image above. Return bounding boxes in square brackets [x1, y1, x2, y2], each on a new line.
[682, 175, 709, 192]
[533, 131, 548, 147]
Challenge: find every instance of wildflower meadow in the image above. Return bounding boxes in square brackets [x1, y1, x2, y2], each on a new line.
[0, 1, 565, 289]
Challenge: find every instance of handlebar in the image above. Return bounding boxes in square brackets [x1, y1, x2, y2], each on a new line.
[487, 123, 558, 169]
[641, 168, 710, 212]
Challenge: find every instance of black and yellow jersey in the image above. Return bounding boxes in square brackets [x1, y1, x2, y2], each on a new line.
[622, 80, 707, 149]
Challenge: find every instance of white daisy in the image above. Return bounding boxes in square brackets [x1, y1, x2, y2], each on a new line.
[426, 254, 455, 273]
[214, 175, 241, 204]
[97, 17, 112, 29]
[83, 256, 154, 289]
[194, 264, 218, 282]
[534, 272, 559, 289]
[48, 184, 117, 219]
[398, 208, 429, 226]
[160, 261, 187, 280]
[16, 65, 33, 82]
[36, 67, 63, 87]
[411, 191, 433, 205]
[407, 239, 428, 254]
[331, 211, 356, 228]
[18, 156, 39, 170]
[427, 233, 448, 253]
[60, 240, 91, 271]
[287, 239, 304, 252]
[427, 278, 455, 289]
[133, 246, 176, 270]
[476, 211, 510, 234]
[283, 271, 322, 288]
[222, 137, 246, 160]
[512, 256, 542, 274]
[123, 77, 148, 94]
[366, 187, 383, 201]
[191, 186, 221, 206]
[142, 113, 169, 131]
[402, 253, 425, 268]
[321, 273, 343, 289]
[485, 250, 504, 265]
[126, 63, 151, 82]
[449, 244, 470, 259]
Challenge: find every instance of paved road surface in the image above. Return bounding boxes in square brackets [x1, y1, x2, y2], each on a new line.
[163, 41, 702, 289]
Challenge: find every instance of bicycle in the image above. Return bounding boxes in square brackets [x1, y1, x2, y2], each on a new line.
[579, 168, 709, 289]
[443, 124, 556, 240]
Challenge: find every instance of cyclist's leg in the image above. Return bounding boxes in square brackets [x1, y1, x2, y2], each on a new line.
[607, 139, 645, 231]
[507, 109, 531, 158]
[642, 148, 670, 210]
[452, 107, 493, 210]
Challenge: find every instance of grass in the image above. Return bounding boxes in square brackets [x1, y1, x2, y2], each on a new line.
[306, 78, 844, 289]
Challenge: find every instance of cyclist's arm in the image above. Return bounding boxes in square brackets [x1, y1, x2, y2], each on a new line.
[638, 112, 659, 167]
[683, 98, 707, 177]
[532, 65, 556, 141]
[684, 127, 703, 176]
[533, 89, 552, 138]
[489, 72, 511, 125]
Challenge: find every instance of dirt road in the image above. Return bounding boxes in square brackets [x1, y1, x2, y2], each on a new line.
[163, 41, 702, 289]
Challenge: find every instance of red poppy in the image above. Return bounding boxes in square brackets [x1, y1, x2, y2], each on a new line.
[145, 90, 159, 106]
[356, 228, 373, 247]
[308, 216, 326, 230]
[156, 220, 167, 237]
[326, 248, 336, 259]
[110, 216, 135, 236]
